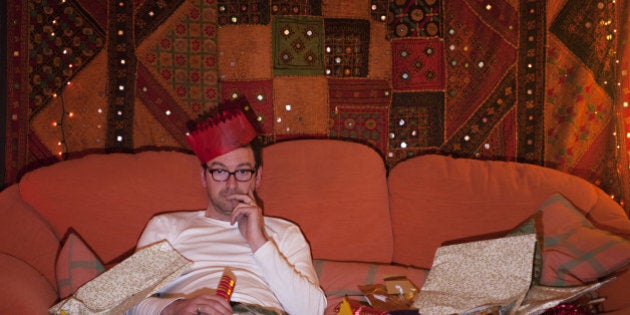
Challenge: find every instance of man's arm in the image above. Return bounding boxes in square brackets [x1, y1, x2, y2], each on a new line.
[254, 225, 327, 315]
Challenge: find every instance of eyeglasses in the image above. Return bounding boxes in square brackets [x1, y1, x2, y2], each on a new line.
[206, 168, 256, 182]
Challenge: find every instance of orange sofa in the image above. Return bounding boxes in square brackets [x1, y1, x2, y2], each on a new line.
[1, 139, 629, 314]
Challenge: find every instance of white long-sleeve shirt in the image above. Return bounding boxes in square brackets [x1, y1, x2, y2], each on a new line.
[126, 210, 326, 315]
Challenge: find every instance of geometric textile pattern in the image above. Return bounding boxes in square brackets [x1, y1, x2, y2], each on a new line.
[441, 69, 517, 156]
[516, 0, 546, 165]
[273, 16, 325, 76]
[443, 0, 517, 139]
[550, 1, 617, 98]
[392, 38, 445, 91]
[544, 37, 613, 172]
[369, 0, 389, 22]
[388, 92, 444, 165]
[217, 0, 271, 25]
[28, 0, 105, 112]
[137, 0, 219, 117]
[135, 0, 187, 45]
[328, 79, 391, 154]
[324, 19, 370, 78]
[220, 80, 275, 134]
[271, 0, 322, 16]
[387, 0, 441, 38]
[107, 0, 136, 150]
[5, 0, 630, 215]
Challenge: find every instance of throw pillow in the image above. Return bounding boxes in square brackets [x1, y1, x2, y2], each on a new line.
[510, 193, 630, 287]
[56, 231, 105, 298]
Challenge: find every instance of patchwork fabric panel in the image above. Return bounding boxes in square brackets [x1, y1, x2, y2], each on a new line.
[29, 0, 105, 111]
[550, 1, 616, 97]
[217, 25, 273, 80]
[329, 79, 390, 154]
[271, 0, 322, 16]
[443, 0, 517, 139]
[6, 0, 630, 214]
[369, 0, 389, 22]
[272, 16, 325, 76]
[217, 0, 271, 25]
[324, 19, 370, 78]
[441, 69, 517, 155]
[273, 76, 329, 139]
[220, 80, 274, 134]
[387, 0, 441, 38]
[391, 38, 445, 91]
[136, 0, 218, 116]
[389, 92, 444, 164]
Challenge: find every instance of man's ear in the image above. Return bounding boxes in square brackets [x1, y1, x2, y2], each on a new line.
[254, 166, 263, 188]
[200, 166, 207, 187]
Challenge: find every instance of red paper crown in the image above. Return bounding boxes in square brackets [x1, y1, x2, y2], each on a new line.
[186, 106, 258, 164]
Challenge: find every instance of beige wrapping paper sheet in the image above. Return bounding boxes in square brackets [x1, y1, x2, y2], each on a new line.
[412, 234, 537, 314]
[49, 240, 192, 315]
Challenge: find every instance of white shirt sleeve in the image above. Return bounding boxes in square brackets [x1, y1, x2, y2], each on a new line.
[253, 224, 327, 315]
[126, 296, 180, 314]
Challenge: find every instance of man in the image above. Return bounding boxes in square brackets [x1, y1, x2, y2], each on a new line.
[127, 105, 327, 315]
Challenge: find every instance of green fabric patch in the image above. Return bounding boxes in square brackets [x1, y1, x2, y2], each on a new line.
[272, 16, 325, 76]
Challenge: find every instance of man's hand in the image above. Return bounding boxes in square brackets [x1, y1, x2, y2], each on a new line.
[161, 294, 231, 315]
[228, 193, 268, 251]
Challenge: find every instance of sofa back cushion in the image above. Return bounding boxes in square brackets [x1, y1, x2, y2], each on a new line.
[0, 185, 60, 286]
[257, 139, 393, 263]
[19, 151, 208, 264]
[387, 154, 626, 269]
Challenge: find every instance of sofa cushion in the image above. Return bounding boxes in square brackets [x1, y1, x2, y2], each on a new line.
[56, 231, 105, 298]
[19, 151, 208, 264]
[388, 154, 609, 269]
[258, 140, 393, 263]
[314, 259, 427, 315]
[0, 184, 59, 287]
[513, 193, 630, 287]
[0, 254, 58, 315]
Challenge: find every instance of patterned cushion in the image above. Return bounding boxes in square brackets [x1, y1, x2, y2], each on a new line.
[512, 193, 630, 287]
[56, 231, 105, 298]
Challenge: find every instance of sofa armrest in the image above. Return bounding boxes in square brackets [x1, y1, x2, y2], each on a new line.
[0, 253, 58, 314]
[0, 184, 59, 286]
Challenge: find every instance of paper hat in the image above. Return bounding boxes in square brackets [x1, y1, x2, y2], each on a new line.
[186, 103, 258, 164]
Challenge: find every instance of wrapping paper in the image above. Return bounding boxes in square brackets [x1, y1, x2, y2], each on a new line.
[412, 234, 536, 314]
[49, 241, 192, 314]
[516, 278, 613, 315]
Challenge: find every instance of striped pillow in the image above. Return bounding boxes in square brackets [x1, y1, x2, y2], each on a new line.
[56, 231, 105, 298]
[514, 193, 630, 287]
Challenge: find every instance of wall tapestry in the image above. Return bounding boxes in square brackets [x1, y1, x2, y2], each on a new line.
[5, 0, 630, 214]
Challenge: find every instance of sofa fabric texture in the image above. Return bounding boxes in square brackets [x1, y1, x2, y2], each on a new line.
[1, 139, 628, 314]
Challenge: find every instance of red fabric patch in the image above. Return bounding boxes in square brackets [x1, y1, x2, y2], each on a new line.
[392, 38, 445, 91]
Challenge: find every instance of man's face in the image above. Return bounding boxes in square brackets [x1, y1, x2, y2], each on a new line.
[203, 146, 260, 220]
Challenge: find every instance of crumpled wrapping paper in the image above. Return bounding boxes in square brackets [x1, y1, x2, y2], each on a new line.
[516, 278, 613, 315]
[49, 240, 192, 315]
[412, 234, 536, 315]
